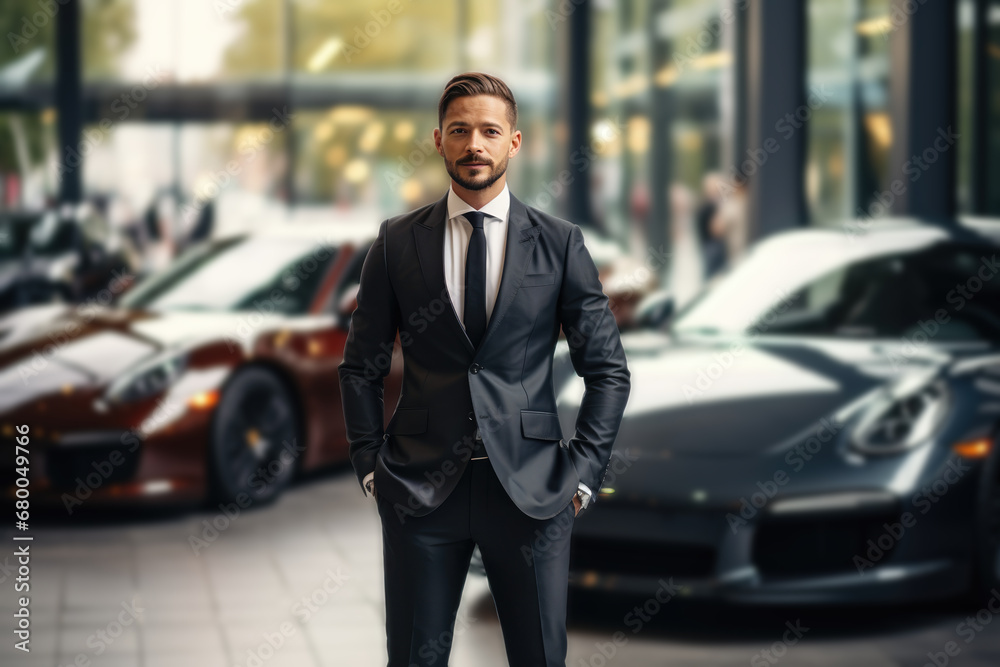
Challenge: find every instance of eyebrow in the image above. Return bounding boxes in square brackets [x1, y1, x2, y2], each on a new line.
[446, 120, 505, 132]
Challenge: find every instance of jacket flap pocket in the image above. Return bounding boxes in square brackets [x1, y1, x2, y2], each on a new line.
[522, 272, 555, 287]
[387, 408, 428, 435]
[520, 410, 563, 441]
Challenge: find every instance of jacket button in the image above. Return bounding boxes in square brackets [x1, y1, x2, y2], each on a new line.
[468, 411, 474, 421]
[470, 363, 481, 374]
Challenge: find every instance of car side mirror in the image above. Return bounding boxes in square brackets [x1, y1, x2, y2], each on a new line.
[631, 291, 674, 330]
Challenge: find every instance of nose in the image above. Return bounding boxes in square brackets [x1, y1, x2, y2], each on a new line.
[466, 130, 485, 153]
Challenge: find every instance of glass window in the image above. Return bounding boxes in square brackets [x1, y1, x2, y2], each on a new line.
[957, 0, 1000, 215]
[83, 0, 283, 83]
[289, 1, 559, 213]
[291, 0, 457, 75]
[0, 110, 57, 209]
[806, 0, 891, 224]
[590, 0, 734, 304]
[293, 107, 448, 210]
[0, 0, 57, 83]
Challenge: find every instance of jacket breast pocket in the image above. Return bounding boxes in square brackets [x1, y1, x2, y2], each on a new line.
[521, 272, 555, 287]
[386, 407, 428, 435]
[520, 409, 564, 441]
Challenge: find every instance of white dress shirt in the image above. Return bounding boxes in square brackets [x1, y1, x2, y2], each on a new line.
[443, 182, 510, 327]
[365, 184, 593, 508]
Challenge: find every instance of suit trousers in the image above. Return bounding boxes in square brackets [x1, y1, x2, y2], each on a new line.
[375, 455, 576, 667]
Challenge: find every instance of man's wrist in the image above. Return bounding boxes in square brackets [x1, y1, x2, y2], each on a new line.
[576, 481, 593, 510]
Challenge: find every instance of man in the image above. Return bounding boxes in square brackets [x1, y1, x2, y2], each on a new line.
[338, 72, 631, 667]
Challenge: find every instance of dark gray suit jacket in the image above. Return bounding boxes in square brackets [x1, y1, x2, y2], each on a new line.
[337, 191, 630, 520]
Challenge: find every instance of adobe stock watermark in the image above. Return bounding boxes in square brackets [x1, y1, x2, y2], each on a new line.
[222, 234, 334, 354]
[388, 406, 514, 524]
[682, 286, 797, 403]
[878, 253, 999, 370]
[573, 576, 681, 666]
[919, 587, 1000, 667]
[854, 458, 970, 573]
[384, 135, 436, 188]
[222, 0, 411, 60]
[6, 0, 70, 53]
[750, 620, 810, 667]
[411, 609, 478, 665]
[726, 416, 844, 533]
[58, 65, 168, 178]
[188, 437, 308, 556]
[528, 115, 627, 211]
[180, 106, 295, 227]
[845, 126, 959, 240]
[233, 565, 351, 667]
[543, 0, 587, 29]
[878, 0, 935, 41]
[60, 395, 187, 514]
[723, 85, 831, 195]
[342, 284, 466, 398]
[671, 0, 751, 74]
[15, 269, 136, 385]
[521, 447, 638, 566]
[54, 597, 145, 663]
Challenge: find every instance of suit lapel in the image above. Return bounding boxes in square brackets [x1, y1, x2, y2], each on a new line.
[413, 193, 476, 356]
[411, 191, 541, 358]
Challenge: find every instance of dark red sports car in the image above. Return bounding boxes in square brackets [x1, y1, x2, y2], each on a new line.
[0, 222, 402, 511]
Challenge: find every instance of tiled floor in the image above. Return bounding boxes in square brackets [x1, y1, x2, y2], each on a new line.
[4, 468, 1000, 667]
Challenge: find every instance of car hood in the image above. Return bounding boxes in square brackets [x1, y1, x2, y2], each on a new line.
[0, 306, 286, 397]
[557, 330, 986, 456]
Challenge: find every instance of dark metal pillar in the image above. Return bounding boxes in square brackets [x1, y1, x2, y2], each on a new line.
[969, 0, 988, 213]
[565, 0, 592, 227]
[744, 0, 806, 238]
[647, 0, 672, 275]
[887, 0, 957, 220]
[56, 0, 82, 204]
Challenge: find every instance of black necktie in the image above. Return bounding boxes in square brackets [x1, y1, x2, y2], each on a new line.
[463, 211, 487, 348]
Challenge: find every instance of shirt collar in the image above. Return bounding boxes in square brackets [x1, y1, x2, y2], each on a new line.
[447, 182, 510, 224]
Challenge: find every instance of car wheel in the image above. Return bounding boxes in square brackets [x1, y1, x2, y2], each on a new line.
[970, 431, 1000, 601]
[208, 367, 301, 506]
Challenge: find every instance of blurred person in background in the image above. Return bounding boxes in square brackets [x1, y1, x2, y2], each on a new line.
[339, 72, 630, 667]
[695, 171, 726, 279]
[668, 180, 703, 307]
[711, 175, 749, 275]
[140, 189, 178, 274]
[106, 194, 143, 277]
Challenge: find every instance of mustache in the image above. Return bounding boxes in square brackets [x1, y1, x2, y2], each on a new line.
[457, 156, 493, 166]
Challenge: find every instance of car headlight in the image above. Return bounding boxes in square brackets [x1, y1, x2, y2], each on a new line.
[105, 352, 188, 403]
[850, 375, 950, 455]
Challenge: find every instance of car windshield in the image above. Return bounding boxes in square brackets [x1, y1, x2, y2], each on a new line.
[671, 230, 1000, 342]
[119, 235, 339, 314]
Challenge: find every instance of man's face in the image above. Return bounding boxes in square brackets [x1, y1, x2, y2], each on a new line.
[434, 95, 521, 192]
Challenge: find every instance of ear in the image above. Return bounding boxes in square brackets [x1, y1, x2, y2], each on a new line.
[433, 128, 444, 157]
[508, 129, 522, 159]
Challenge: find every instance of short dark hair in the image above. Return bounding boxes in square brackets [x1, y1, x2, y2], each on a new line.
[438, 72, 518, 131]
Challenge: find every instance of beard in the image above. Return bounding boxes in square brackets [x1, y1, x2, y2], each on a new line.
[444, 153, 509, 191]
